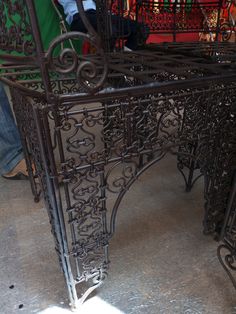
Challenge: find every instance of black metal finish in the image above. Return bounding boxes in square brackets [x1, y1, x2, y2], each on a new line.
[218, 171, 236, 289]
[0, 0, 236, 309]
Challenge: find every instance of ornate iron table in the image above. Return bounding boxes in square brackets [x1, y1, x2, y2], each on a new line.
[1, 0, 236, 309]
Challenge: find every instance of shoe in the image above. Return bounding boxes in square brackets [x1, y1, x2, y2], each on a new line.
[2, 159, 29, 180]
[2, 172, 29, 180]
[124, 46, 133, 52]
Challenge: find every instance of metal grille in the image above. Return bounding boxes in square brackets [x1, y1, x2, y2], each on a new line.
[0, 0, 236, 309]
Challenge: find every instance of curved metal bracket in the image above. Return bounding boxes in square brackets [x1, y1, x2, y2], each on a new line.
[217, 242, 236, 289]
[45, 32, 108, 93]
[75, 0, 101, 45]
[73, 271, 108, 309]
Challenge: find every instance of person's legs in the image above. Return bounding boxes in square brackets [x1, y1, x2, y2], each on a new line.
[70, 10, 149, 50]
[70, 10, 148, 51]
[111, 15, 149, 50]
[110, 15, 138, 50]
[0, 83, 25, 176]
[70, 10, 98, 33]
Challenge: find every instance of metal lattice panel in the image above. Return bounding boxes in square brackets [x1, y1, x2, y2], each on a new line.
[8, 79, 235, 308]
[0, 0, 236, 310]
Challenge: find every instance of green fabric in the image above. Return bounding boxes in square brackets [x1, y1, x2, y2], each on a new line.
[35, 0, 82, 53]
[35, 0, 62, 51]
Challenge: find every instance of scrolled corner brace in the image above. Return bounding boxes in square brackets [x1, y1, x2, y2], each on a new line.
[217, 242, 236, 289]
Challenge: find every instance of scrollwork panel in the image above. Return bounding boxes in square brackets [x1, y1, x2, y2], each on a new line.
[14, 82, 236, 306]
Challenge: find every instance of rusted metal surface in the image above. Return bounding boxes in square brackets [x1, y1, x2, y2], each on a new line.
[0, 0, 236, 309]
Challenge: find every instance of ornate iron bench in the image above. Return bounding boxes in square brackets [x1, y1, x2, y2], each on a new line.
[0, 0, 236, 309]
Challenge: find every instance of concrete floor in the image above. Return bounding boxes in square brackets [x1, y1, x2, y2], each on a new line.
[0, 155, 235, 314]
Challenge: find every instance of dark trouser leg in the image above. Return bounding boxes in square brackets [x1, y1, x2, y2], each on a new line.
[70, 10, 98, 33]
[110, 15, 140, 50]
[71, 11, 148, 50]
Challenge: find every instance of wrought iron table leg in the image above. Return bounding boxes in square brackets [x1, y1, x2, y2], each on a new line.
[10, 88, 41, 202]
[9, 82, 236, 308]
[217, 172, 236, 289]
[177, 141, 203, 192]
[217, 241, 236, 290]
[20, 135, 41, 203]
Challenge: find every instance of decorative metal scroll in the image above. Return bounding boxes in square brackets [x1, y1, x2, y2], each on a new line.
[31, 82, 234, 306]
[217, 149, 236, 288]
[43, 0, 109, 93]
[10, 88, 41, 202]
[218, 240, 236, 289]
[45, 32, 108, 93]
[105, 0, 236, 44]
[1, 0, 236, 308]
[138, 0, 208, 32]
[4, 64, 236, 309]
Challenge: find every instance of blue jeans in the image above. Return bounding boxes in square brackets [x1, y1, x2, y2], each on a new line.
[0, 83, 23, 175]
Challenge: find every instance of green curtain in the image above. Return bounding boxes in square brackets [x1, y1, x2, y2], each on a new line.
[34, 0, 81, 53]
[34, 0, 62, 51]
